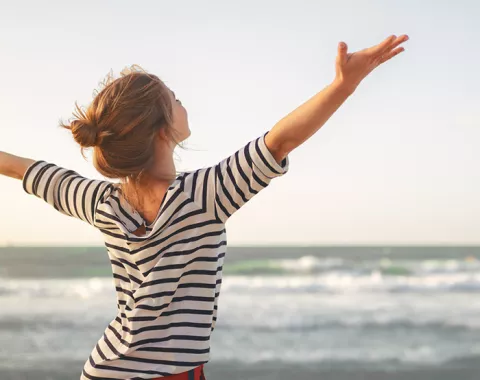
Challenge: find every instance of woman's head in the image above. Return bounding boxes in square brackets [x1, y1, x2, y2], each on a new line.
[61, 64, 190, 184]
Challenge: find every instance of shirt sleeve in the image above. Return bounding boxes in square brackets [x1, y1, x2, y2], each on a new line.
[212, 131, 289, 223]
[22, 160, 112, 227]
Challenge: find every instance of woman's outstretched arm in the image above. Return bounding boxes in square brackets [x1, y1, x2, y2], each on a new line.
[265, 34, 409, 163]
[1, 151, 112, 227]
[0, 151, 35, 180]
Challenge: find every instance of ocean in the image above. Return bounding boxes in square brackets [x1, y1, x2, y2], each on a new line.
[0, 245, 479, 380]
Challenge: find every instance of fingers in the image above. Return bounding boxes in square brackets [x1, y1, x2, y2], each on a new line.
[369, 35, 397, 56]
[369, 34, 409, 58]
[378, 46, 405, 65]
[387, 35, 409, 53]
[336, 41, 348, 65]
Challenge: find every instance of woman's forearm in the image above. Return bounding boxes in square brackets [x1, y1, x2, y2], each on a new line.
[265, 79, 353, 162]
[0, 151, 36, 180]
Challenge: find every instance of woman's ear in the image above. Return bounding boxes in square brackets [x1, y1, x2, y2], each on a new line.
[156, 128, 168, 142]
[155, 128, 175, 150]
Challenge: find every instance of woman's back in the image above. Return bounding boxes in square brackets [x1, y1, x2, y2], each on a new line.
[21, 132, 289, 378]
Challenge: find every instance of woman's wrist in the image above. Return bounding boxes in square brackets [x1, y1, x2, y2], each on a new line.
[331, 77, 357, 97]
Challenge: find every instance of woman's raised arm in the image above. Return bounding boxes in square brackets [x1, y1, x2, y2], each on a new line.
[265, 34, 409, 163]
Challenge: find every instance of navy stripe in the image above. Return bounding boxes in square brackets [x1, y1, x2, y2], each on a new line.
[126, 308, 213, 322]
[102, 332, 123, 357]
[151, 253, 224, 274]
[129, 333, 210, 348]
[236, 148, 258, 195]
[255, 135, 282, 175]
[109, 194, 141, 228]
[225, 157, 248, 203]
[63, 175, 77, 217]
[71, 178, 87, 219]
[56, 170, 76, 215]
[42, 166, 64, 210]
[98, 228, 126, 240]
[115, 317, 210, 331]
[202, 167, 211, 210]
[96, 209, 123, 224]
[22, 160, 44, 193]
[32, 163, 54, 196]
[244, 144, 268, 188]
[81, 179, 95, 221]
[113, 273, 130, 283]
[216, 160, 240, 210]
[162, 241, 226, 260]
[89, 181, 103, 225]
[191, 170, 199, 202]
[114, 317, 211, 335]
[136, 295, 216, 312]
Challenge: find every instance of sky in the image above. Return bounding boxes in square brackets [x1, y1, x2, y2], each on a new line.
[0, 0, 478, 246]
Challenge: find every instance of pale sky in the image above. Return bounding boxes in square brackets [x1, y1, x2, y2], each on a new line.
[0, 0, 478, 246]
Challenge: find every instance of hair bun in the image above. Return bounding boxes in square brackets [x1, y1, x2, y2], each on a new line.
[71, 119, 99, 147]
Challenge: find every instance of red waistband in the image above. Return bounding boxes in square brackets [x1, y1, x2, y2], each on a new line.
[151, 364, 205, 380]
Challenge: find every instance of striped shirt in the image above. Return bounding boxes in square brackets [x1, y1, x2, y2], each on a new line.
[22, 132, 289, 380]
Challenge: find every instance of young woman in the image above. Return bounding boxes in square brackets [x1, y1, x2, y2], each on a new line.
[0, 34, 408, 380]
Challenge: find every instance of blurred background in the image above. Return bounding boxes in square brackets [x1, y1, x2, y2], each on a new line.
[1, 0, 479, 379]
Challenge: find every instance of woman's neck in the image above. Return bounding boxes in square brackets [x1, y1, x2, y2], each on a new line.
[122, 135, 178, 224]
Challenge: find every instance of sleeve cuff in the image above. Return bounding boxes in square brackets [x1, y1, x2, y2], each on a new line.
[249, 132, 289, 179]
[22, 160, 47, 195]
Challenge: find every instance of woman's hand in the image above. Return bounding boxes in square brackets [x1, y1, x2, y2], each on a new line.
[334, 34, 409, 94]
